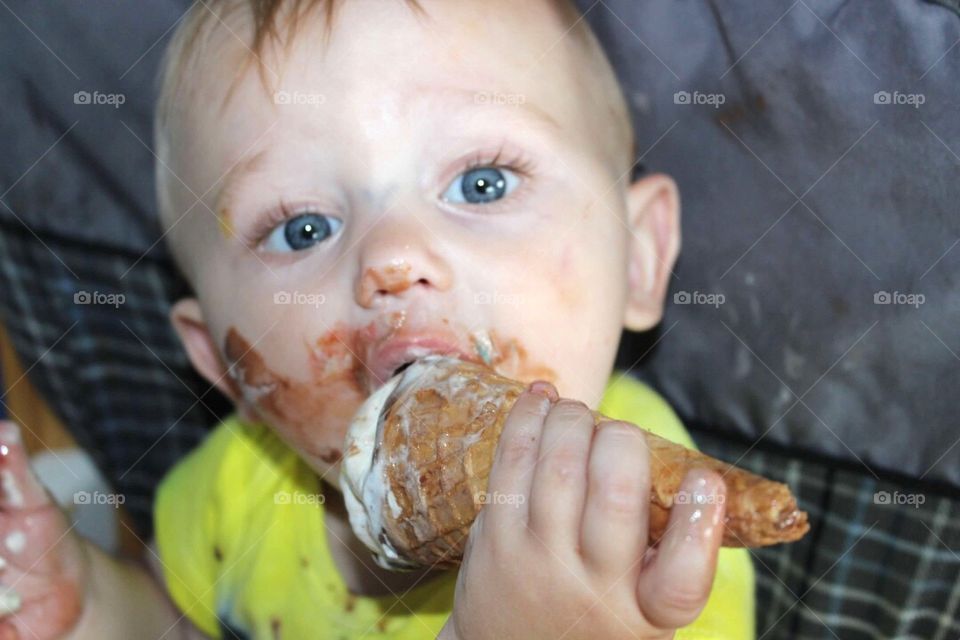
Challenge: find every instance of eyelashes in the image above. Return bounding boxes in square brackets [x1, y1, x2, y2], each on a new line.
[458, 145, 535, 179]
[242, 200, 306, 248]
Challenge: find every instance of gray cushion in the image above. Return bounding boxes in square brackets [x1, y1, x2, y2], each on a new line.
[586, 0, 960, 488]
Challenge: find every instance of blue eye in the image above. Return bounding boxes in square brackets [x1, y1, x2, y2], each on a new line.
[262, 212, 342, 253]
[442, 166, 519, 205]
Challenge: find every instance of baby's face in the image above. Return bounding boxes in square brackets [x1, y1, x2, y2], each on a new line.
[167, 0, 676, 483]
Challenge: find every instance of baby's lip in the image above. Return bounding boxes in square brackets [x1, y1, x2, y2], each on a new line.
[362, 332, 476, 394]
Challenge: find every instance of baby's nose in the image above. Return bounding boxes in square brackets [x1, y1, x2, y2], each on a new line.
[355, 224, 452, 308]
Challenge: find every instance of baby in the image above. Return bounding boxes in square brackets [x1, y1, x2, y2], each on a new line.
[0, 0, 755, 638]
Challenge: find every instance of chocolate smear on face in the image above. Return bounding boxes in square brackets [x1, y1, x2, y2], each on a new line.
[223, 326, 365, 465]
[222, 323, 555, 465]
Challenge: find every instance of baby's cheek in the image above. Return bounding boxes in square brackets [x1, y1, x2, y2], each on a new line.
[524, 238, 620, 388]
[223, 326, 365, 469]
[555, 242, 583, 310]
[531, 240, 591, 315]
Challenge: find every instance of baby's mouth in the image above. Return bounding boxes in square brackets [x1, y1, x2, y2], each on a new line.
[392, 361, 414, 375]
[360, 329, 495, 395]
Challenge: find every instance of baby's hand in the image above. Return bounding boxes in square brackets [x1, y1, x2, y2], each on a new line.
[440, 383, 726, 640]
[0, 421, 85, 639]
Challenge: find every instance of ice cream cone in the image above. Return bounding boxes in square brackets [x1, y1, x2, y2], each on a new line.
[341, 356, 808, 570]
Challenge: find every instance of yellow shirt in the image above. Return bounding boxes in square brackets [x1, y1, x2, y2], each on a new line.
[155, 372, 755, 639]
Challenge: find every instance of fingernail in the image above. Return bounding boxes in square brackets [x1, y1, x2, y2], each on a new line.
[527, 380, 558, 402]
[672, 470, 725, 546]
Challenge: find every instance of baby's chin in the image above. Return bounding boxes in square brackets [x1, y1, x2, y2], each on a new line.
[278, 431, 351, 484]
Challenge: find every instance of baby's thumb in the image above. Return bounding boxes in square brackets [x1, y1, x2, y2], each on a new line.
[0, 421, 51, 510]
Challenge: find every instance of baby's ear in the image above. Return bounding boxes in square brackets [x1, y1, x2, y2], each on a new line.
[623, 173, 681, 331]
[169, 298, 255, 419]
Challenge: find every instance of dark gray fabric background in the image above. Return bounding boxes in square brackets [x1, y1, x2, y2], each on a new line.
[585, 0, 960, 489]
[0, 1, 180, 254]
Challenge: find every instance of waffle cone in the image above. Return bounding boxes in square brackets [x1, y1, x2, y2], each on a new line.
[357, 357, 808, 569]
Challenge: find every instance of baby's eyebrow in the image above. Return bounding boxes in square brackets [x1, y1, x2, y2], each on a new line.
[213, 148, 272, 224]
[427, 85, 562, 133]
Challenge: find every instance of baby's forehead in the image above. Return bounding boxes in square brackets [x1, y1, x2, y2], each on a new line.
[159, 0, 632, 211]
[186, 0, 597, 121]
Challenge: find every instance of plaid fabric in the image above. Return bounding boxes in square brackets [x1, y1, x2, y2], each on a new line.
[0, 218, 224, 535]
[692, 426, 960, 640]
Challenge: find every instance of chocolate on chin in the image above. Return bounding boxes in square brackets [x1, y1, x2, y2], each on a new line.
[340, 356, 809, 571]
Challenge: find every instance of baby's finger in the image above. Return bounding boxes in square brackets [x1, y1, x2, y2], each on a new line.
[0, 422, 50, 510]
[527, 399, 593, 546]
[484, 382, 556, 528]
[580, 420, 650, 579]
[635, 469, 725, 630]
[0, 578, 80, 637]
[0, 620, 19, 640]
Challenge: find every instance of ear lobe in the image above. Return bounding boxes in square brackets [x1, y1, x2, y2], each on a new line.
[623, 173, 681, 331]
[170, 298, 252, 417]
